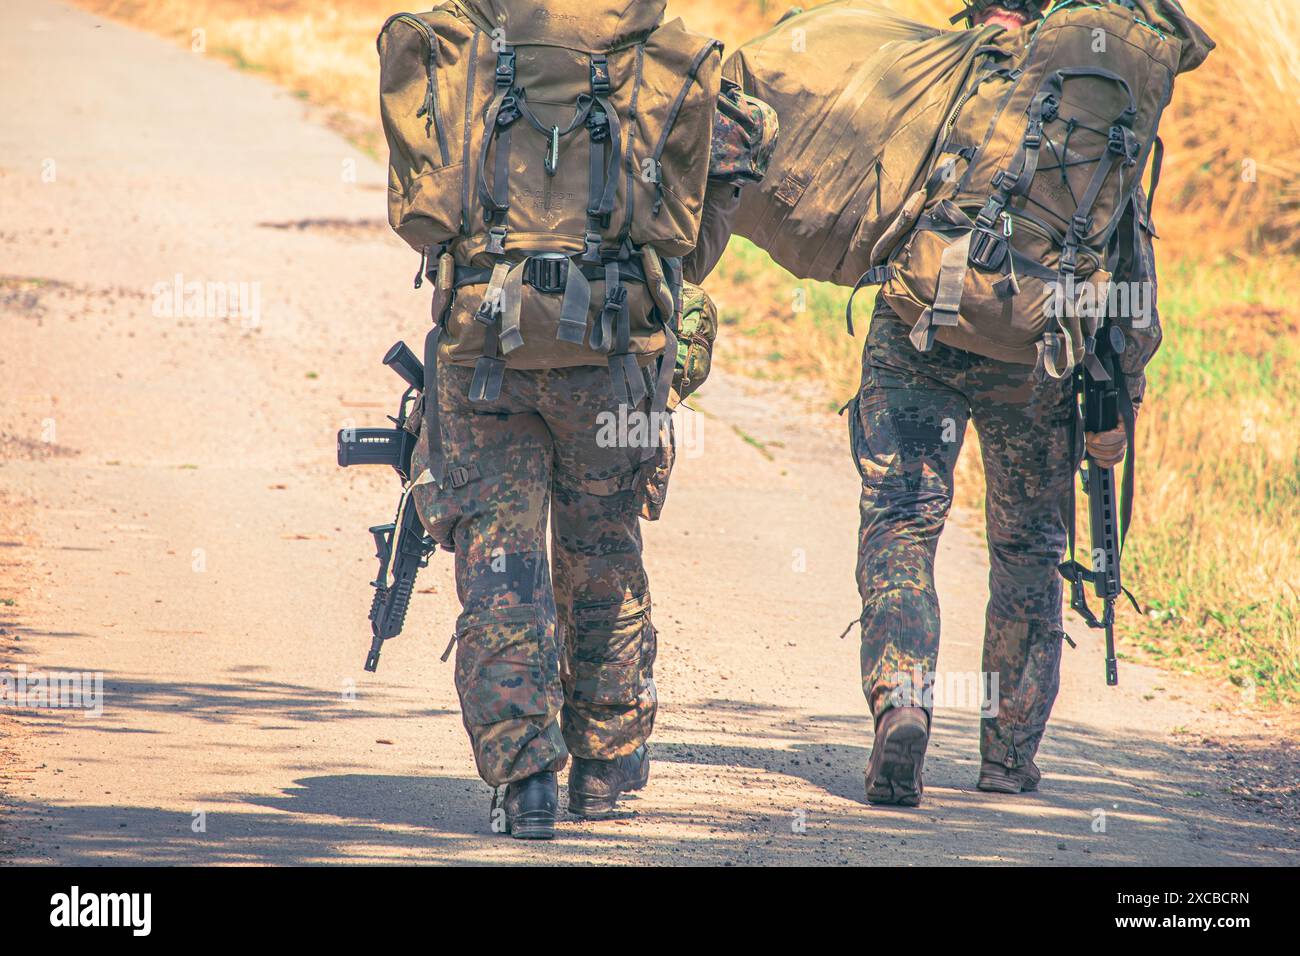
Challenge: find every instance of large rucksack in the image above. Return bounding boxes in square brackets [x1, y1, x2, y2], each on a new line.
[378, 0, 722, 408]
[872, 0, 1213, 376]
[725, 1, 1005, 287]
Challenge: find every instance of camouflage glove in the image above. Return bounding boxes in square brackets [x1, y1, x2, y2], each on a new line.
[708, 80, 779, 186]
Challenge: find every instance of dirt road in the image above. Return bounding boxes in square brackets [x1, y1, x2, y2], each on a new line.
[1, 0, 1295, 865]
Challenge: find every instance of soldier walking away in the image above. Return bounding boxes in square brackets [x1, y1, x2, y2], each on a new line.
[851, 0, 1183, 806]
[374, 0, 774, 839]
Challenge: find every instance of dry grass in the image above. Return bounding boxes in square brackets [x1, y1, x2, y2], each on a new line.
[75, 0, 1300, 253]
[72, 0, 1300, 700]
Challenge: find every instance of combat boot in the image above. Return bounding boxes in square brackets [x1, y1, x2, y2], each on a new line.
[977, 759, 1041, 794]
[865, 705, 929, 807]
[499, 771, 558, 839]
[567, 745, 650, 818]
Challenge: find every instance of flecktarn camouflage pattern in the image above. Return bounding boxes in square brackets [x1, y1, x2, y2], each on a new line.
[709, 79, 780, 186]
[851, 296, 1074, 770]
[410, 364, 666, 787]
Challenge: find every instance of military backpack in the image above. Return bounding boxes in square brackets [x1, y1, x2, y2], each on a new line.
[378, 0, 722, 411]
[871, 0, 1213, 376]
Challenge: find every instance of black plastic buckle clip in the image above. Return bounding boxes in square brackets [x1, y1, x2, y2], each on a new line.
[863, 264, 893, 285]
[601, 285, 628, 323]
[975, 196, 1005, 230]
[1060, 242, 1080, 275]
[525, 258, 567, 294]
[968, 229, 1007, 271]
[495, 49, 516, 89]
[590, 57, 611, 96]
[497, 93, 520, 127]
[1023, 119, 1043, 151]
[1108, 125, 1140, 165]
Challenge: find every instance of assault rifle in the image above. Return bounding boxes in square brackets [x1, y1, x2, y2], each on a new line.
[1059, 323, 1140, 686]
[337, 342, 435, 672]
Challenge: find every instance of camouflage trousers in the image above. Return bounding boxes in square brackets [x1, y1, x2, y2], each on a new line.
[849, 296, 1074, 770]
[411, 362, 666, 787]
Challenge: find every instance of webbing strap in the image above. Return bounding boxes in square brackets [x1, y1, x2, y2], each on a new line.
[591, 261, 621, 354]
[931, 231, 973, 328]
[475, 47, 516, 228]
[474, 261, 510, 325]
[497, 260, 527, 355]
[844, 265, 894, 336]
[586, 97, 607, 262]
[468, 316, 505, 403]
[422, 316, 445, 487]
[469, 260, 509, 402]
[556, 257, 592, 345]
[1116, 366, 1136, 539]
[1035, 326, 1075, 380]
[615, 45, 646, 245]
[606, 261, 643, 408]
[1146, 135, 1164, 225]
[639, 321, 678, 464]
[591, 95, 622, 219]
[909, 310, 941, 353]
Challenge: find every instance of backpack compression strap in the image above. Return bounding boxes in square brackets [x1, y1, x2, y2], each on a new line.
[477, 47, 518, 255]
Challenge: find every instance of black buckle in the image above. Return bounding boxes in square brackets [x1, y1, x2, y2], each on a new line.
[1108, 125, 1140, 165]
[497, 93, 520, 127]
[473, 291, 499, 326]
[975, 196, 1004, 230]
[1060, 242, 1080, 274]
[525, 258, 567, 294]
[446, 464, 478, 488]
[586, 108, 609, 142]
[590, 57, 610, 95]
[601, 285, 627, 321]
[863, 264, 893, 285]
[968, 229, 1007, 271]
[1071, 213, 1093, 238]
[495, 49, 516, 90]
[1023, 119, 1042, 150]
[1040, 95, 1059, 124]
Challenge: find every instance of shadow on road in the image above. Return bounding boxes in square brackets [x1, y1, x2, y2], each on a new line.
[2, 697, 1293, 865]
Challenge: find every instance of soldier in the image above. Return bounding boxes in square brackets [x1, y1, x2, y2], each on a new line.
[409, 82, 777, 840]
[851, 0, 1162, 805]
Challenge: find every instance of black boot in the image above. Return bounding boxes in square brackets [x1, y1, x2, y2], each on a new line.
[864, 706, 930, 807]
[499, 771, 558, 839]
[567, 745, 650, 818]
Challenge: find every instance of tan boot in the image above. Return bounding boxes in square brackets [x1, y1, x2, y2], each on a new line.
[977, 759, 1042, 794]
